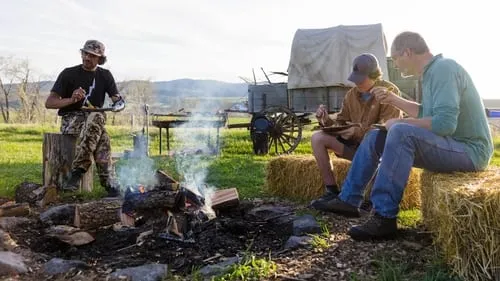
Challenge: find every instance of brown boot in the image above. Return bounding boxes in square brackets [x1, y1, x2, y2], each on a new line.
[311, 197, 360, 217]
[100, 178, 121, 197]
[310, 187, 339, 209]
[63, 168, 85, 192]
[348, 213, 398, 241]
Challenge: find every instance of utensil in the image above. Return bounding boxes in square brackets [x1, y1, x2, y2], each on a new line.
[371, 124, 387, 131]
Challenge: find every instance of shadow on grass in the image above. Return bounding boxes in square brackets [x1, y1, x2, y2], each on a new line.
[0, 127, 44, 135]
[0, 163, 43, 197]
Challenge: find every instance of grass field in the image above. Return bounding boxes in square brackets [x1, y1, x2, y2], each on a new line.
[0, 122, 498, 198]
[0, 121, 316, 198]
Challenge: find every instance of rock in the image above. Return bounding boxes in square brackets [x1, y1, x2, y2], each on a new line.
[108, 264, 168, 281]
[292, 215, 321, 236]
[0, 251, 27, 276]
[40, 204, 76, 226]
[45, 225, 95, 246]
[273, 214, 297, 226]
[43, 258, 89, 275]
[284, 236, 312, 250]
[0, 217, 31, 231]
[14, 181, 43, 205]
[247, 205, 293, 220]
[0, 230, 18, 251]
[199, 256, 241, 277]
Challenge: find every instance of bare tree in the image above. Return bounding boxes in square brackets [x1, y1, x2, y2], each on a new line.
[0, 56, 17, 123]
[111, 80, 153, 127]
[16, 60, 49, 123]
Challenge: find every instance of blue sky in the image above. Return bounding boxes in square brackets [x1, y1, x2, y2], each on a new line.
[0, 0, 497, 98]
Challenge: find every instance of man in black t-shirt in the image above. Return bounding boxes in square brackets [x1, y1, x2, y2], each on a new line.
[45, 39, 125, 197]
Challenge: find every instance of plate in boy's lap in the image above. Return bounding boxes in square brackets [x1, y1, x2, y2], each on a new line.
[320, 123, 360, 134]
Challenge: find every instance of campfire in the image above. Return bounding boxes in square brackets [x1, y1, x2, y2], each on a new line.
[118, 170, 227, 243]
[2, 161, 324, 281]
[1, 175, 319, 280]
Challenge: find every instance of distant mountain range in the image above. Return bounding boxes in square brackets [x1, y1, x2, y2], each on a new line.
[1, 79, 249, 108]
[152, 79, 247, 104]
[32, 78, 248, 97]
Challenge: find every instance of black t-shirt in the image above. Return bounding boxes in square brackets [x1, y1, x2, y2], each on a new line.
[51, 65, 120, 116]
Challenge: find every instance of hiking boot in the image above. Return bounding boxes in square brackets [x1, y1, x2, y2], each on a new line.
[105, 187, 121, 198]
[348, 213, 397, 241]
[359, 200, 373, 212]
[309, 189, 339, 209]
[101, 178, 121, 198]
[311, 197, 360, 217]
[63, 168, 85, 192]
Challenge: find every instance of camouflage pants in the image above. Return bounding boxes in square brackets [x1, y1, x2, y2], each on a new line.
[60, 111, 114, 186]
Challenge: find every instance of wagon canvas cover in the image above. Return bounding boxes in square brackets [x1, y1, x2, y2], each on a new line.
[287, 23, 389, 89]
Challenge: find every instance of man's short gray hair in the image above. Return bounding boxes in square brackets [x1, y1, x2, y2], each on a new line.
[391, 31, 430, 56]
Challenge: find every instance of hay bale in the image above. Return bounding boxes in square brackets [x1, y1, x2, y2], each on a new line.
[421, 168, 500, 281]
[266, 155, 422, 209]
[400, 168, 422, 210]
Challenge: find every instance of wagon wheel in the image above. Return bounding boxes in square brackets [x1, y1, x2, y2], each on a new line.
[262, 106, 302, 155]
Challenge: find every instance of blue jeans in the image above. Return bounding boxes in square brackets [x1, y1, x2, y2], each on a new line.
[339, 123, 476, 218]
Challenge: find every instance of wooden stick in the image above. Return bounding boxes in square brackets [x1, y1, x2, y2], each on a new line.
[0, 203, 30, 217]
[210, 188, 239, 210]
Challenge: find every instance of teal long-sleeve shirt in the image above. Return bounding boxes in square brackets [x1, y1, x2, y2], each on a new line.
[418, 54, 493, 170]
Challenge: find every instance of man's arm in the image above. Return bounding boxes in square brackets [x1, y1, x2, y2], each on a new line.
[104, 70, 122, 102]
[389, 95, 420, 118]
[388, 62, 460, 134]
[45, 91, 82, 109]
[371, 87, 420, 118]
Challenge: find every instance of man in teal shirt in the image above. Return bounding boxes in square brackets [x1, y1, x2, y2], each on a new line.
[316, 31, 494, 241]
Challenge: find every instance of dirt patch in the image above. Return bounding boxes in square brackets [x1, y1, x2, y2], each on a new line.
[5, 198, 437, 281]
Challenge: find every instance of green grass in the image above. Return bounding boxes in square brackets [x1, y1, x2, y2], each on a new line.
[397, 209, 422, 228]
[309, 224, 331, 251]
[368, 258, 462, 281]
[0, 123, 315, 198]
[491, 136, 500, 166]
[211, 255, 277, 281]
[0, 123, 497, 199]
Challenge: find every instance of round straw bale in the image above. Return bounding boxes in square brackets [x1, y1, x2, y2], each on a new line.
[421, 167, 500, 281]
[266, 155, 422, 210]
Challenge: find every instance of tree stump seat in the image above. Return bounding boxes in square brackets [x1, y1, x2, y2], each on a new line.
[42, 133, 93, 192]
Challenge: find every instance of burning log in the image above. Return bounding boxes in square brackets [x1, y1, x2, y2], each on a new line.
[0, 203, 30, 217]
[74, 199, 123, 230]
[155, 170, 179, 189]
[122, 189, 184, 214]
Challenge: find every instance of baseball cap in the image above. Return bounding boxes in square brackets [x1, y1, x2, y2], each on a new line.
[80, 40, 105, 57]
[348, 53, 380, 84]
